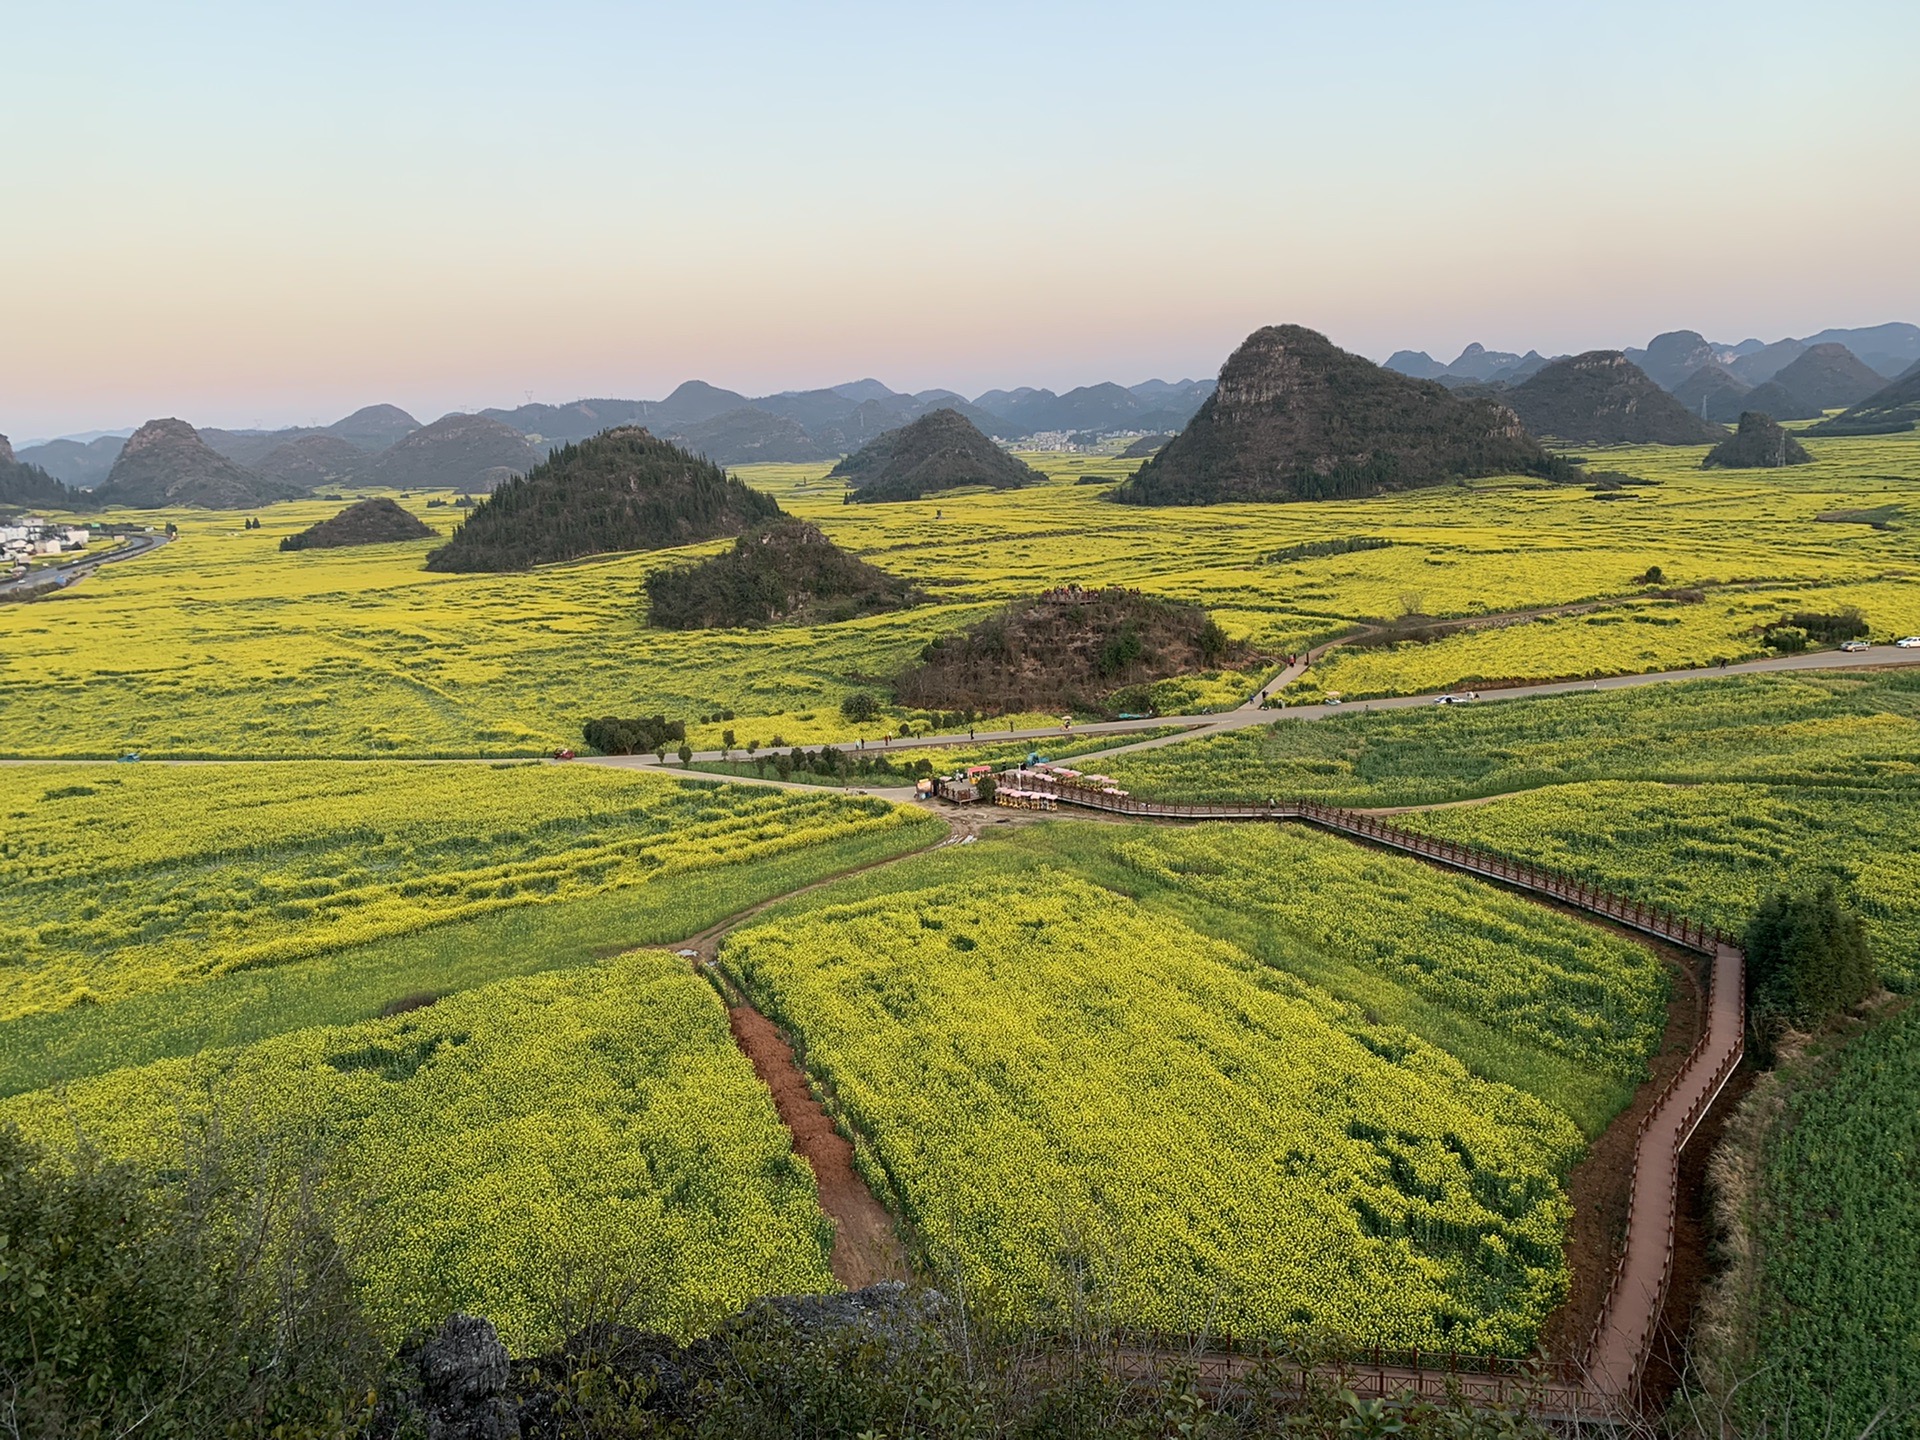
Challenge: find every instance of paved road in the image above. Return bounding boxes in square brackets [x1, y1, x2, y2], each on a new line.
[0, 530, 170, 596]
[580, 645, 1920, 787]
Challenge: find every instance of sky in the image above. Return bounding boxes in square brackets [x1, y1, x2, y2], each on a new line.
[4, 0, 1917, 441]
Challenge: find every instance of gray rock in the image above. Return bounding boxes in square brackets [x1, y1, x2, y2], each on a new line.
[415, 1314, 518, 1440]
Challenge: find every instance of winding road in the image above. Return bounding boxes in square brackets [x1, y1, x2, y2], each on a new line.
[0, 529, 170, 597]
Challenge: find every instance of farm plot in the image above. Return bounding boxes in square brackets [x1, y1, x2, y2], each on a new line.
[5, 428, 1919, 758]
[1, 951, 838, 1351]
[0, 760, 935, 1021]
[720, 824, 1668, 1351]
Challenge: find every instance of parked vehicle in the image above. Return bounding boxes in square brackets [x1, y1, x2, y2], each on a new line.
[117, 752, 141, 763]
[1840, 640, 1871, 652]
[1898, 637, 1920, 649]
[552, 748, 576, 760]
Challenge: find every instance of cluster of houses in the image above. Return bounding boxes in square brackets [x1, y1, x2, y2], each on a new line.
[2, 516, 92, 574]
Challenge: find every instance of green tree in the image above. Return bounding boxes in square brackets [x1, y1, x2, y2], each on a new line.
[677, 741, 694, 768]
[721, 728, 736, 758]
[1744, 881, 1877, 1063]
[840, 691, 879, 724]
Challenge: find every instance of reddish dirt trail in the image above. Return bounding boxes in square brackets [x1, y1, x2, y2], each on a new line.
[726, 1003, 908, 1290]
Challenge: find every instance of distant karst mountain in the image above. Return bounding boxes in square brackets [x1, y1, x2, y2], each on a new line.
[1625, 331, 1720, 392]
[93, 419, 303, 509]
[1111, 325, 1553, 507]
[1672, 365, 1753, 424]
[279, 497, 436, 551]
[327, 404, 421, 451]
[424, 427, 781, 573]
[358, 414, 543, 493]
[1739, 381, 1821, 422]
[1806, 360, 1920, 436]
[1761, 344, 1888, 414]
[1703, 412, 1813, 470]
[1504, 352, 1724, 445]
[0, 435, 94, 510]
[832, 409, 1045, 503]
[643, 518, 919, 629]
[14, 435, 123, 489]
[254, 435, 367, 490]
[666, 408, 833, 465]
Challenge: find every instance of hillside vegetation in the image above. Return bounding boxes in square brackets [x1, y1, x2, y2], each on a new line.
[1505, 351, 1723, 444]
[1703, 412, 1812, 469]
[1808, 360, 1920, 436]
[0, 436, 92, 510]
[831, 408, 1044, 503]
[1111, 325, 1554, 506]
[280, 497, 435, 551]
[895, 585, 1237, 715]
[424, 427, 781, 573]
[645, 517, 919, 629]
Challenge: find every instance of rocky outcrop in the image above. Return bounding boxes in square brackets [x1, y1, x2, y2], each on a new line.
[1505, 351, 1725, 444]
[374, 1314, 518, 1440]
[1702, 412, 1813, 469]
[92, 418, 304, 509]
[1110, 325, 1553, 505]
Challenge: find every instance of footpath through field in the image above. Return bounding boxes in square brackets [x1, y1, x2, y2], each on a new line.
[1000, 771, 1748, 1413]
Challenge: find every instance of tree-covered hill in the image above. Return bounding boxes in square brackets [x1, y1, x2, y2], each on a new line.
[830, 409, 1044, 503]
[0, 435, 95, 510]
[1702, 412, 1812, 469]
[1109, 325, 1555, 506]
[280, 497, 436, 551]
[644, 518, 919, 628]
[424, 427, 782, 572]
[1505, 351, 1724, 444]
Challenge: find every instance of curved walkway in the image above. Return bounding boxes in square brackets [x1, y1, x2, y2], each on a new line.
[1003, 771, 1747, 1408]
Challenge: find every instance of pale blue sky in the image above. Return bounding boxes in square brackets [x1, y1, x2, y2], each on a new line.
[4, 0, 1916, 436]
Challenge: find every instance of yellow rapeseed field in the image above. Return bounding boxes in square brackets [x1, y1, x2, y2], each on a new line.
[4, 428, 1916, 756]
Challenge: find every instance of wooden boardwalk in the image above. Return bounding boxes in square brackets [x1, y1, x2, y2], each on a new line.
[1003, 770, 1748, 1409]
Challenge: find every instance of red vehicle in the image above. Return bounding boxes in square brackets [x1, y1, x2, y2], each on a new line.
[552, 748, 576, 761]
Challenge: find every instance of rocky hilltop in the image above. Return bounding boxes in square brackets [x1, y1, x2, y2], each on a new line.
[1505, 351, 1724, 445]
[424, 427, 781, 573]
[280, 497, 436, 551]
[644, 518, 919, 628]
[1807, 360, 1920, 436]
[93, 419, 303, 509]
[831, 409, 1044, 503]
[358, 414, 542, 493]
[1702, 412, 1812, 469]
[1111, 325, 1552, 506]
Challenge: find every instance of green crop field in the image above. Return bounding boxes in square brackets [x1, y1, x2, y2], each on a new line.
[1725, 1004, 1920, 1435]
[718, 820, 1668, 1351]
[6, 429, 1920, 759]
[2, 951, 838, 1351]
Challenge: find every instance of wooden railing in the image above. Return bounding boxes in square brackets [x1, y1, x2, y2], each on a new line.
[1001, 767, 1748, 1403]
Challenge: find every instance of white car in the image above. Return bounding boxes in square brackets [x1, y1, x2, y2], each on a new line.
[1897, 637, 1920, 649]
[1840, 640, 1870, 652]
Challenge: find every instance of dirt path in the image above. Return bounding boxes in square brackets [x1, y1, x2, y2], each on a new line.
[725, 1002, 909, 1289]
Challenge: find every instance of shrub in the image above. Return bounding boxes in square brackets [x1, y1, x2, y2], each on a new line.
[840, 692, 879, 724]
[0, 1124, 379, 1439]
[1744, 882, 1877, 1064]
